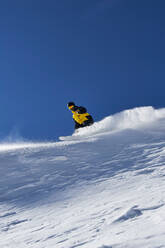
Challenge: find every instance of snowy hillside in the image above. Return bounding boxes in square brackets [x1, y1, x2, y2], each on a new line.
[1, 106, 165, 248]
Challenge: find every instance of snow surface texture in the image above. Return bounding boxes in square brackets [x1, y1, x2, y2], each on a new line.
[1, 106, 165, 248]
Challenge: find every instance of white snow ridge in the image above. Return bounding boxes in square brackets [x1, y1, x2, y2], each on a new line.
[1, 106, 165, 248]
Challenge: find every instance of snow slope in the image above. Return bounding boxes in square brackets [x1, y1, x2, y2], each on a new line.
[0, 106, 165, 248]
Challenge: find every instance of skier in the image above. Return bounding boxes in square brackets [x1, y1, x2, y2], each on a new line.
[67, 102, 94, 130]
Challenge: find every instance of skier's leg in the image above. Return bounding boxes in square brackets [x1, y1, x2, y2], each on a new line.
[75, 122, 84, 130]
[83, 116, 94, 127]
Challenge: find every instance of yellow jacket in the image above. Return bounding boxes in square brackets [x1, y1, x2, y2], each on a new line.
[72, 111, 90, 125]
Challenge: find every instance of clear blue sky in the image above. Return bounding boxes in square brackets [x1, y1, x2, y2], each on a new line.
[0, 0, 165, 140]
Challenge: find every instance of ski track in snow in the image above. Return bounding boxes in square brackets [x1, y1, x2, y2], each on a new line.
[0, 107, 165, 248]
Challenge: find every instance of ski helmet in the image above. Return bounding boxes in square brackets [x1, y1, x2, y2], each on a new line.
[67, 102, 75, 107]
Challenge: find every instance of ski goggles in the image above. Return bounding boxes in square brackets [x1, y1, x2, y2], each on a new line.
[68, 105, 75, 110]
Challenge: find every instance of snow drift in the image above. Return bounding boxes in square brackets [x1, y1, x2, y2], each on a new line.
[73, 106, 165, 137]
[0, 106, 165, 248]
